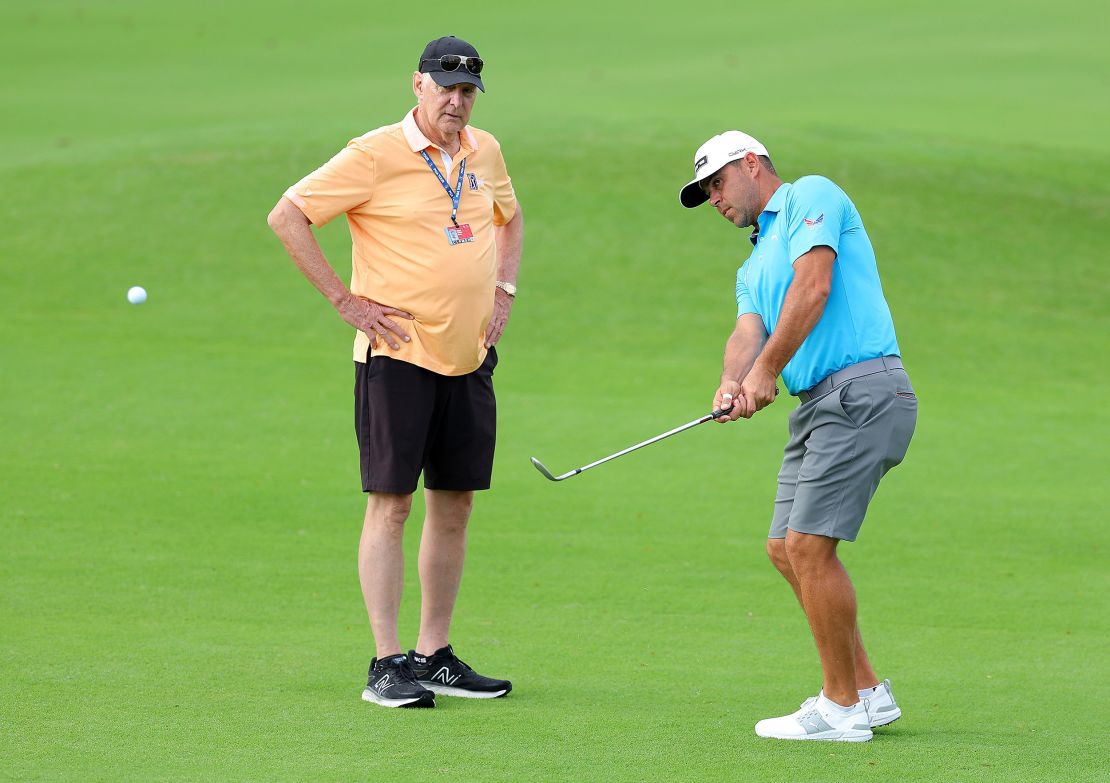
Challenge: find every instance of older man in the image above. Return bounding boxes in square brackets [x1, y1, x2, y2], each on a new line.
[268, 36, 523, 708]
[679, 131, 916, 741]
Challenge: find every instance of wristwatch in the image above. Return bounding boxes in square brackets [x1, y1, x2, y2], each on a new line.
[495, 280, 517, 297]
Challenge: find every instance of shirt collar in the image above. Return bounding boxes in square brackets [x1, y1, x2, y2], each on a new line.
[750, 183, 791, 245]
[762, 182, 790, 214]
[401, 108, 478, 154]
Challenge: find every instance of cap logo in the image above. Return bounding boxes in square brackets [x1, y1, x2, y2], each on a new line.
[728, 148, 747, 158]
[694, 155, 708, 174]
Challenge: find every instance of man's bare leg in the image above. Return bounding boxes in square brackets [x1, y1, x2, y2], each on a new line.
[782, 530, 864, 706]
[766, 537, 879, 690]
[414, 489, 473, 655]
[358, 492, 413, 659]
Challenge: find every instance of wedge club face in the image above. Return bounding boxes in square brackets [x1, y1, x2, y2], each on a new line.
[529, 456, 579, 482]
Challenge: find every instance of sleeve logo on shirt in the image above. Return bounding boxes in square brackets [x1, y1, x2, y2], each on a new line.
[803, 213, 824, 229]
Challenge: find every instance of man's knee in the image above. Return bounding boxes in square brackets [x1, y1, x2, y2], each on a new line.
[766, 537, 791, 574]
[426, 490, 474, 531]
[445, 490, 474, 518]
[784, 529, 839, 574]
[366, 492, 414, 530]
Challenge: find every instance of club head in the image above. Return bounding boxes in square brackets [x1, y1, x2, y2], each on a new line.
[530, 456, 583, 482]
[530, 456, 562, 481]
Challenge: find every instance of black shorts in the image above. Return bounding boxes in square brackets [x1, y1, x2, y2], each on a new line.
[354, 348, 497, 494]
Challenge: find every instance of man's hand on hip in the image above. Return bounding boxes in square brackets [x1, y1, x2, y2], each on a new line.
[336, 293, 414, 350]
[484, 287, 513, 348]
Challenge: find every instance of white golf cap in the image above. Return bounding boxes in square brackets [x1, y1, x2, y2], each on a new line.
[678, 130, 770, 208]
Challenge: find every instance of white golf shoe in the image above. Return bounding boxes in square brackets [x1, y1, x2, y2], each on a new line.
[755, 693, 873, 742]
[863, 678, 902, 728]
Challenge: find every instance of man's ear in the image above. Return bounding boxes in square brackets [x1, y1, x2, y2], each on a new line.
[745, 152, 761, 178]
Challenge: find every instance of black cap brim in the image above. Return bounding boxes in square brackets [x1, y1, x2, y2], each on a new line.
[679, 180, 710, 208]
[429, 69, 485, 93]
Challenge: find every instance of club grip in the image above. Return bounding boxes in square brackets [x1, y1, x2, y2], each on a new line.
[710, 407, 732, 419]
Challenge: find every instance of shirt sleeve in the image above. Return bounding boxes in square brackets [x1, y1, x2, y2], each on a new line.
[736, 261, 756, 318]
[784, 176, 848, 263]
[486, 140, 518, 226]
[283, 141, 376, 228]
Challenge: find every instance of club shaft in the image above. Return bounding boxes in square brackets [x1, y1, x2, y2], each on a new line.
[571, 414, 715, 475]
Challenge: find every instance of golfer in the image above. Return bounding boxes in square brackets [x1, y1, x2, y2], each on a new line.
[679, 131, 916, 741]
[267, 35, 523, 708]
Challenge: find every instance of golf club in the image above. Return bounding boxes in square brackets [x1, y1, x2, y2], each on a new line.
[530, 407, 733, 482]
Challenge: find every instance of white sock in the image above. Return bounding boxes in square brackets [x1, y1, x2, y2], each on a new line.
[819, 694, 860, 713]
[858, 685, 880, 698]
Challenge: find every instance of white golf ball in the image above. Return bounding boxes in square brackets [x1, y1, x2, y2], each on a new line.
[127, 286, 147, 305]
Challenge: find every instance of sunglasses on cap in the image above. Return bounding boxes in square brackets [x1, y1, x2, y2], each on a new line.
[421, 54, 484, 75]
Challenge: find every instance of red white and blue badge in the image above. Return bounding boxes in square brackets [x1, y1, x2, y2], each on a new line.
[445, 223, 475, 245]
[804, 213, 824, 229]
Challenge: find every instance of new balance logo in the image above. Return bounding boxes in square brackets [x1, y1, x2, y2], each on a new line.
[431, 667, 461, 685]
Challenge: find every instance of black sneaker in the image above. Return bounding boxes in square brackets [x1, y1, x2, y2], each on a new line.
[361, 654, 435, 708]
[408, 645, 512, 699]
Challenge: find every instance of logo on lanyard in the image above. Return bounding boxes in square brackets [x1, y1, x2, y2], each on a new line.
[420, 150, 474, 246]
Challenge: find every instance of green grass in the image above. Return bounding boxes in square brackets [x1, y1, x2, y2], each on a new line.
[2, 1, 1108, 780]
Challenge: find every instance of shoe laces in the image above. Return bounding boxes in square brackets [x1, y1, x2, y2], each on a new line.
[395, 658, 421, 683]
[442, 650, 474, 672]
[378, 656, 420, 684]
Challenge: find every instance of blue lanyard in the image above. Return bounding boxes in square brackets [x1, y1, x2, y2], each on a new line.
[419, 150, 467, 227]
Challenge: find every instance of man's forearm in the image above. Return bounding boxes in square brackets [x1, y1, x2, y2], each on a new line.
[723, 327, 765, 384]
[754, 285, 827, 377]
[722, 313, 769, 382]
[493, 207, 524, 284]
[267, 198, 351, 307]
[752, 249, 834, 378]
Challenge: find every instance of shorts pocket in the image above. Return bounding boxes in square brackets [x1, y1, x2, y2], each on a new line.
[477, 345, 498, 377]
[832, 381, 873, 430]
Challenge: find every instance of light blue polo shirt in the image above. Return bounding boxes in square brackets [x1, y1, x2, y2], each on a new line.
[735, 175, 899, 395]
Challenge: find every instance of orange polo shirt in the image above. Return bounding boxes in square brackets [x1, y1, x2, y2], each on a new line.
[284, 109, 518, 375]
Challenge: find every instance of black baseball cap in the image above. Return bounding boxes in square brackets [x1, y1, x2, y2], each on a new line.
[418, 36, 485, 92]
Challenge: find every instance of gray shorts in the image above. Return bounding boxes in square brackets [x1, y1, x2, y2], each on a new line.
[769, 367, 917, 542]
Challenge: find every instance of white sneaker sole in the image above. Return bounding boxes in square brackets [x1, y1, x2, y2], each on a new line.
[423, 683, 509, 699]
[361, 688, 434, 708]
[870, 707, 902, 728]
[756, 727, 873, 742]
